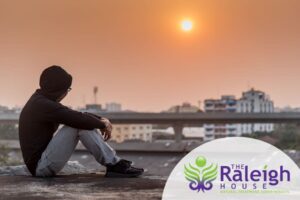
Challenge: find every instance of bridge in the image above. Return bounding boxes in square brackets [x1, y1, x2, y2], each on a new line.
[1, 112, 300, 142]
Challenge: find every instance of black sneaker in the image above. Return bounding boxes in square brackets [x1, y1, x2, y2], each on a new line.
[105, 159, 144, 178]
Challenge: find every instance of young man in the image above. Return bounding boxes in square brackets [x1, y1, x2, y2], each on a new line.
[19, 65, 143, 177]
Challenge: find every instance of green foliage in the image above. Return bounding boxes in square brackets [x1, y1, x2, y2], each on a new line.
[0, 124, 18, 140]
[273, 124, 300, 150]
[244, 124, 300, 150]
[0, 145, 23, 166]
[0, 145, 9, 166]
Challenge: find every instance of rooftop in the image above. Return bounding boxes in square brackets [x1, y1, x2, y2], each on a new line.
[0, 173, 166, 200]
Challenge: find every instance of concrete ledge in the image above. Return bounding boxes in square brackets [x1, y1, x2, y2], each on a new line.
[0, 174, 166, 200]
[0, 140, 202, 152]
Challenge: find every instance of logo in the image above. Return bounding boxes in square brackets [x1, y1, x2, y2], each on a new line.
[184, 156, 218, 192]
[163, 138, 300, 200]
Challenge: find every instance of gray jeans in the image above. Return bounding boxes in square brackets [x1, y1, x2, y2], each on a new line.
[35, 125, 120, 177]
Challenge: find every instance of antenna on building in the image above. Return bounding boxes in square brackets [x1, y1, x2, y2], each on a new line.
[93, 86, 98, 104]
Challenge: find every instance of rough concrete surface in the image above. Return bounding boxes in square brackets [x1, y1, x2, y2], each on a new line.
[0, 173, 166, 200]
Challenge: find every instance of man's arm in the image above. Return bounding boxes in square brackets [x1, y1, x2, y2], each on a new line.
[84, 112, 113, 140]
[46, 105, 107, 130]
[84, 112, 103, 120]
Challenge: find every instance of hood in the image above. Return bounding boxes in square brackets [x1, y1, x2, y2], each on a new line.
[38, 65, 72, 101]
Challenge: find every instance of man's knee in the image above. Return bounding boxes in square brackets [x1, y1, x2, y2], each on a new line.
[53, 125, 80, 141]
[78, 129, 104, 141]
[61, 126, 98, 134]
[61, 125, 79, 132]
[58, 125, 81, 135]
[78, 128, 98, 134]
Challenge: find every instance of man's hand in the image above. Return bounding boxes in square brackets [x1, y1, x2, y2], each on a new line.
[99, 118, 112, 141]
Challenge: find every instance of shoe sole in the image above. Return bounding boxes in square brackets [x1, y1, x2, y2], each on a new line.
[105, 171, 143, 178]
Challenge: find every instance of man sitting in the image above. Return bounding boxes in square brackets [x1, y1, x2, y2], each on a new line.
[19, 65, 143, 177]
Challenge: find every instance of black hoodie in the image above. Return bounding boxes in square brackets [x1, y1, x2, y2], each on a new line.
[18, 66, 106, 176]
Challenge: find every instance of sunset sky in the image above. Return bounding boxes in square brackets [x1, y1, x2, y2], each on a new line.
[0, 0, 300, 111]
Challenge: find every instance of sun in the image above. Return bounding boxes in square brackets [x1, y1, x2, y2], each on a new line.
[181, 20, 193, 32]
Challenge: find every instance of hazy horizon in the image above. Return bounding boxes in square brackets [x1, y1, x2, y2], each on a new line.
[1, 0, 300, 112]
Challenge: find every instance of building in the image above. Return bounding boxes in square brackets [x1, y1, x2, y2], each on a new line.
[165, 102, 201, 113]
[204, 89, 274, 141]
[237, 89, 274, 113]
[152, 127, 205, 141]
[275, 106, 300, 113]
[81, 104, 104, 113]
[105, 102, 122, 112]
[236, 89, 274, 134]
[0, 105, 9, 113]
[80, 103, 151, 143]
[81, 102, 122, 113]
[204, 96, 237, 140]
[205, 95, 237, 113]
[111, 124, 152, 143]
[153, 102, 203, 141]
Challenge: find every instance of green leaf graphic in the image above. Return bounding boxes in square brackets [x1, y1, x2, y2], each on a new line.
[184, 164, 200, 182]
[183, 156, 218, 193]
[203, 164, 218, 182]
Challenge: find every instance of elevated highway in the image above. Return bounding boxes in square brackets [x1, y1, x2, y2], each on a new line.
[1, 112, 300, 142]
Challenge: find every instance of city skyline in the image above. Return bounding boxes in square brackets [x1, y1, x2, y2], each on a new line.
[0, 87, 298, 113]
[1, 0, 300, 111]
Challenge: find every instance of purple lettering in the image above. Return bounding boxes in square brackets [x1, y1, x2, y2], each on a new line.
[221, 166, 232, 181]
[280, 166, 291, 182]
[250, 170, 261, 181]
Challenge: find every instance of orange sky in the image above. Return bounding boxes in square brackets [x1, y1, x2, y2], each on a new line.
[0, 0, 300, 111]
